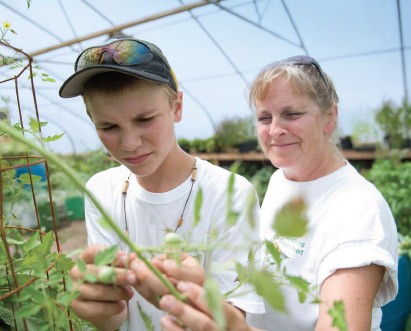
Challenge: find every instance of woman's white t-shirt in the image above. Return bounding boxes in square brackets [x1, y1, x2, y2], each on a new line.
[247, 162, 398, 331]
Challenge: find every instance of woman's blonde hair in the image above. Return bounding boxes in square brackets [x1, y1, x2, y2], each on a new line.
[248, 59, 339, 114]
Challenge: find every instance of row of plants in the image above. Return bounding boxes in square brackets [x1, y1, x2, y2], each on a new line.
[341, 99, 411, 151]
[178, 116, 259, 153]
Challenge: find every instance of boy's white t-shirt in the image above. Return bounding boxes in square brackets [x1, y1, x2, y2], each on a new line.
[85, 157, 264, 330]
[247, 162, 398, 331]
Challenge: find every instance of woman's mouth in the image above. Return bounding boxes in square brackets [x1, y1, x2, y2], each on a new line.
[271, 142, 296, 148]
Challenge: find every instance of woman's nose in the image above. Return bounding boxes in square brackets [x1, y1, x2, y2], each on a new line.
[269, 118, 287, 137]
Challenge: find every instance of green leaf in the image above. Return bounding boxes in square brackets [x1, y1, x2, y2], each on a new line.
[0, 303, 15, 326]
[42, 77, 56, 83]
[265, 240, 281, 268]
[18, 172, 42, 184]
[4, 237, 26, 245]
[272, 197, 308, 237]
[55, 253, 75, 273]
[247, 268, 285, 311]
[287, 275, 310, 303]
[28, 117, 47, 133]
[137, 302, 155, 331]
[14, 302, 41, 319]
[57, 291, 76, 309]
[94, 245, 118, 266]
[328, 300, 348, 331]
[22, 231, 41, 253]
[42, 132, 65, 142]
[32, 231, 54, 255]
[30, 255, 48, 275]
[14, 285, 45, 304]
[204, 279, 226, 331]
[76, 257, 87, 273]
[248, 248, 255, 265]
[193, 187, 203, 226]
[226, 210, 239, 226]
[245, 190, 257, 229]
[225, 171, 238, 226]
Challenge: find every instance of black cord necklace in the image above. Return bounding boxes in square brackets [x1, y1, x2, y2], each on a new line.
[121, 164, 197, 236]
[175, 166, 197, 232]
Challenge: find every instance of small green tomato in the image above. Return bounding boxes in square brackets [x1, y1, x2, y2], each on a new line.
[98, 266, 116, 284]
[164, 232, 182, 245]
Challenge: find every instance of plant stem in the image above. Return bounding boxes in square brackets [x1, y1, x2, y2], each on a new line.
[0, 122, 185, 301]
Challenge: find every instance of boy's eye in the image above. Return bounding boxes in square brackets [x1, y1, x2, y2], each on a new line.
[137, 116, 155, 124]
[99, 125, 117, 132]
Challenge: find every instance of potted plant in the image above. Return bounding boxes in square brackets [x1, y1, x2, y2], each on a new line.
[375, 100, 411, 150]
[177, 137, 191, 152]
[214, 116, 258, 153]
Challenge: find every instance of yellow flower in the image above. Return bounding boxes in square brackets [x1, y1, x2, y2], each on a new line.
[3, 20, 11, 29]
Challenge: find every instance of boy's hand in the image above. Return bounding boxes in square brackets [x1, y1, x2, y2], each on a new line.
[69, 244, 138, 329]
[130, 253, 205, 307]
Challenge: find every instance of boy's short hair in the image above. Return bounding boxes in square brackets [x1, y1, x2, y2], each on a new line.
[82, 72, 178, 117]
[59, 35, 178, 98]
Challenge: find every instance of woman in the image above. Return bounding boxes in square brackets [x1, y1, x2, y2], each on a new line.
[159, 55, 398, 331]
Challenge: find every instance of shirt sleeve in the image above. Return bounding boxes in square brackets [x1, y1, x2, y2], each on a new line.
[317, 189, 398, 307]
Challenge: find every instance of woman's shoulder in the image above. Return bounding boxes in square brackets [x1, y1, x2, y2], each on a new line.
[335, 163, 385, 200]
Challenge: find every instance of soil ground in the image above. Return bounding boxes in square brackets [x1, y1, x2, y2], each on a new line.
[54, 219, 88, 256]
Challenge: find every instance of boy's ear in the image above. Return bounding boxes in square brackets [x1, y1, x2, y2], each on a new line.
[173, 91, 183, 123]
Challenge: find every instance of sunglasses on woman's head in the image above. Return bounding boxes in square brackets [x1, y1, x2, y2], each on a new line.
[74, 39, 154, 71]
[280, 55, 331, 96]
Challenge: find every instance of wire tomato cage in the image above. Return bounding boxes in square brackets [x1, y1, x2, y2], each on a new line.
[0, 41, 74, 330]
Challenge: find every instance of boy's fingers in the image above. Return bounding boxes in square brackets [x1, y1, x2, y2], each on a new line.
[71, 263, 137, 286]
[71, 298, 126, 320]
[78, 244, 108, 263]
[129, 259, 169, 297]
[75, 283, 133, 301]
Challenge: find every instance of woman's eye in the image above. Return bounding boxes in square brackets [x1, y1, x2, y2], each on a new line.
[285, 112, 302, 119]
[258, 116, 271, 123]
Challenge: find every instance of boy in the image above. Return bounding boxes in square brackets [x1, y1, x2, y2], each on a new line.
[59, 35, 263, 330]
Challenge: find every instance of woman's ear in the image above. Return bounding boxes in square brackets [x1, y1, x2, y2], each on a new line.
[324, 103, 338, 135]
[173, 91, 183, 123]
